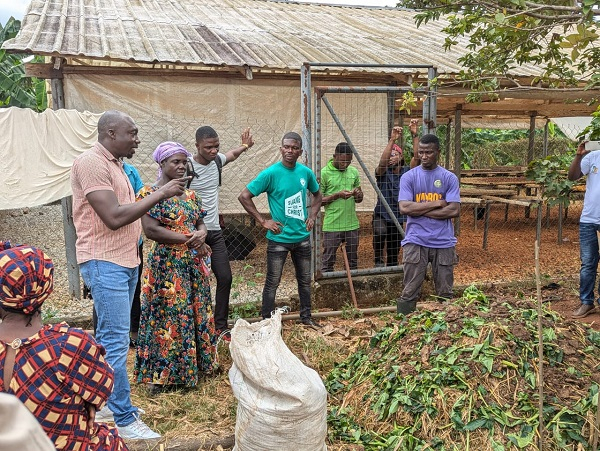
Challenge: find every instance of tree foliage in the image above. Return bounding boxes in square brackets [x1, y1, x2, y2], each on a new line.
[396, 0, 600, 138]
[396, 1, 599, 96]
[0, 17, 47, 111]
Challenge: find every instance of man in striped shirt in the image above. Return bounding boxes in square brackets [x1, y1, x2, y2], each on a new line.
[70, 110, 188, 440]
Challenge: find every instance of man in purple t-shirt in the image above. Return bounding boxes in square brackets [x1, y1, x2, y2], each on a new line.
[397, 133, 461, 314]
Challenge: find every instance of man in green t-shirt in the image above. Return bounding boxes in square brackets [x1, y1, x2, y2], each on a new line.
[238, 132, 323, 327]
[320, 142, 363, 272]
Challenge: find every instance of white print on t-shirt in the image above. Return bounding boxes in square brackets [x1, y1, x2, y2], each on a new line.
[285, 191, 305, 221]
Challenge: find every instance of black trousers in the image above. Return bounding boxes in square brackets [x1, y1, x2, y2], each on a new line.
[206, 230, 233, 332]
[372, 214, 402, 267]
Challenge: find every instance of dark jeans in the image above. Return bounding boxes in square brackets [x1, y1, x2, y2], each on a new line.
[321, 229, 359, 272]
[92, 242, 143, 336]
[262, 238, 312, 320]
[579, 222, 600, 305]
[399, 243, 457, 303]
[206, 229, 233, 331]
[372, 215, 402, 266]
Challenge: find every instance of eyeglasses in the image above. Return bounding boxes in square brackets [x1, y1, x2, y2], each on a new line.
[282, 145, 301, 151]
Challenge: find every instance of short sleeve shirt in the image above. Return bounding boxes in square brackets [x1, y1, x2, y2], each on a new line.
[320, 159, 360, 232]
[399, 165, 460, 248]
[580, 150, 600, 224]
[71, 143, 142, 267]
[246, 162, 320, 243]
[188, 153, 226, 231]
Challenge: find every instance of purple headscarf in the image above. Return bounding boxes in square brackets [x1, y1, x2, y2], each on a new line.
[152, 142, 192, 178]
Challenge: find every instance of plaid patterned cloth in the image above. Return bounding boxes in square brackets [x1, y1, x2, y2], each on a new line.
[1, 323, 127, 450]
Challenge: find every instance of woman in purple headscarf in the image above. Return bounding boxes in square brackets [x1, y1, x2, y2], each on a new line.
[134, 142, 217, 394]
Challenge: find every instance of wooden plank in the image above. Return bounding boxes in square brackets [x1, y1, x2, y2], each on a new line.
[482, 195, 540, 207]
[460, 188, 516, 197]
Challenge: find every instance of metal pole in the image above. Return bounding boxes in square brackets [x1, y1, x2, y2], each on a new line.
[444, 118, 452, 169]
[528, 112, 537, 164]
[424, 66, 437, 134]
[313, 86, 323, 279]
[301, 63, 312, 166]
[52, 57, 81, 300]
[228, 305, 402, 326]
[454, 106, 462, 236]
[543, 118, 549, 158]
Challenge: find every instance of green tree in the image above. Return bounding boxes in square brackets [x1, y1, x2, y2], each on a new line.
[0, 17, 47, 111]
[396, 1, 600, 135]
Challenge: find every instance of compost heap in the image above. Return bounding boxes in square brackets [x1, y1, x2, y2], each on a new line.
[326, 286, 600, 450]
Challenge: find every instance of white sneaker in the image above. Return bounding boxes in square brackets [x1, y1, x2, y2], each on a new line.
[117, 414, 161, 440]
[95, 405, 114, 422]
[96, 406, 146, 424]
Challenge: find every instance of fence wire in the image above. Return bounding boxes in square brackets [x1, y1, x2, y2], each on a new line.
[0, 114, 585, 306]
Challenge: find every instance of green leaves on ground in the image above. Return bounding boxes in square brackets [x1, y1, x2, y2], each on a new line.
[326, 285, 600, 450]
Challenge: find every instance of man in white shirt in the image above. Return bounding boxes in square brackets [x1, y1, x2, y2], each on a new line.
[189, 126, 254, 340]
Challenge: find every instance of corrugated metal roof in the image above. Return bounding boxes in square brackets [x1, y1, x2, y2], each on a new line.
[3, 0, 542, 76]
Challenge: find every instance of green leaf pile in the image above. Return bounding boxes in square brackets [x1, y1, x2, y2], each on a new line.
[326, 286, 600, 450]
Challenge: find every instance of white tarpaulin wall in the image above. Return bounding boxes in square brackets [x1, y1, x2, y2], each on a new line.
[0, 108, 100, 210]
[63, 74, 390, 213]
[0, 75, 391, 212]
[551, 117, 593, 141]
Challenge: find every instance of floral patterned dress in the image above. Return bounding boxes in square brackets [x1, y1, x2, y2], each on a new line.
[134, 187, 217, 387]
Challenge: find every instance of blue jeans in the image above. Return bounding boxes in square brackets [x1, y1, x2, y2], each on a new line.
[579, 222, 600, 305]
[262, 238, 312, 320]
[80, 260, 140, 427]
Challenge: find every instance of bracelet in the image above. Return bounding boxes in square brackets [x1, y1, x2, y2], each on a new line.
[411, 133, 418, 138]
[241, 143, 249, 149]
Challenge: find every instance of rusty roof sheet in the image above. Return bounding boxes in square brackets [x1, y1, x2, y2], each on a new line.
[3, 0, 543, 76]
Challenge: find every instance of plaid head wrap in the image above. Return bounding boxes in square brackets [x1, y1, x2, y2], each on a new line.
[152, 142, 192, 178]
[0, 246, 54, 315]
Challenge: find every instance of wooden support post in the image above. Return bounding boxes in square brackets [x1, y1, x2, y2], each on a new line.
[341, 243, 358, 309]
[536, 202, 542, 245]
[52, 57, 81, 300]
[558, 203, 564, 244]
[483, 201, 491, 250]
[525, 113, 537, 219]
[454, 106, 462, 236]
[444, 118, 452, 169]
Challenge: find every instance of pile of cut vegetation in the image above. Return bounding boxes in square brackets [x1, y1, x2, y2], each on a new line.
[326, 286, 600, 450]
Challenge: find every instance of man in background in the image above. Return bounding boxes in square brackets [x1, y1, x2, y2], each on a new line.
[189, 126, 254, 340]
[373, 121, 419, 267]
[320, 142, 363, 272]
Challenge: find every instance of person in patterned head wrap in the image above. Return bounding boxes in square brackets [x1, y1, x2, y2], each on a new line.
[0, 243, 128, 450]
[0, 244, 53, 317]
